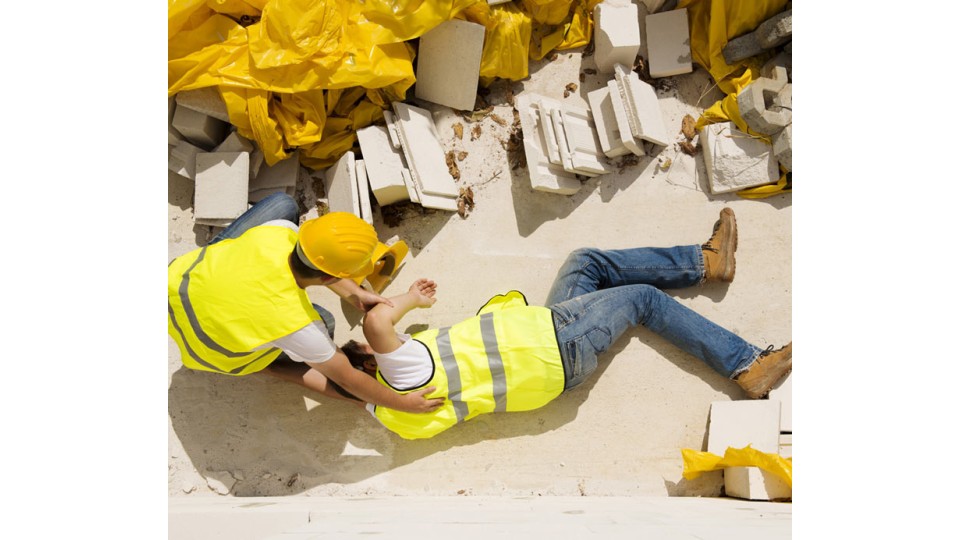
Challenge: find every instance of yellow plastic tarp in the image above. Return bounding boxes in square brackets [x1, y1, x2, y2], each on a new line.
[681, 446, 792, 487]
[169, 0, 604, 169]
[679, 0, 790, 198]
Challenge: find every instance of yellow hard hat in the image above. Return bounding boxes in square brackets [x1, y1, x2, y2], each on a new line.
[296, 212, 377, 278]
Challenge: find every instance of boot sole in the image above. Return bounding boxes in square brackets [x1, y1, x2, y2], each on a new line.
[719, 208, 737, 282]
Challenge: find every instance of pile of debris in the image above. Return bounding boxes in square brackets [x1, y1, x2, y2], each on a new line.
[168, 0, 792, 230]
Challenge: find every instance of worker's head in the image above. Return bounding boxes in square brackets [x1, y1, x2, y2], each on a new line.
[342, 340, 378, 377]
[294, 212, 378, 280]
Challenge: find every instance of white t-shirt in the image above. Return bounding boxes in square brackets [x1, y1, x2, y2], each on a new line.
[364, 333, 433, 416]
[251, 220, 337, 364]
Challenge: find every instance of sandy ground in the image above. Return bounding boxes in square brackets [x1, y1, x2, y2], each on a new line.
[168, 45, 791, 499]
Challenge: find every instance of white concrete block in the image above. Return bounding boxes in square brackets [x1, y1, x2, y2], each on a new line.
[586, 86, 632, 158]
[194, 152, 250, 223]
[560, 105, 614, 175]
[614, 63, 670, 146]
[175, 87, 231, 123]
[356, 125, 410, 206]
[768, 373, 792, 433]
[593, 0, 641, 74]
[250, 151, 299, 192]
[249, 148, 265, 179]
[400, 169, 421, 204]
[415, 19, 486, 111]
[538, 98, 564, 165]
[391, 102, 459, 198]
[779, 434, 792, 459]
[168, 139, 203, 180]
[323, 151, 361, 217]
[549, 107, 606, 177]
[724, 467, 791, 501]
[383, 110, 402, 149]
[214, 131, 254, 154]
[606, 79, 645, 156]
[700, 122, 780, 194]
[707, 400, 781, 455]
[355, 160, 374, 225]
[172, 106, 229, 150]
[646, 8, 693, 78]
[515, 94, 582, 195]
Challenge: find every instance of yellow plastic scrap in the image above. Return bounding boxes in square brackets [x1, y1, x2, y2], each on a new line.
[521, 0, 573, 25]
[461, 1, 533, 82]
[681, 446, 792, 487]
[527, 0, 602, 61]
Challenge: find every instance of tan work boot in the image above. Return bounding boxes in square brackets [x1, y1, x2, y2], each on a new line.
[735, 342, 792, 399]
[702, 208, 737, 282]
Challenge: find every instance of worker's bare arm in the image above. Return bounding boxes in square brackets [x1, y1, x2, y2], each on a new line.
[327, 278, 395, 312]
[363, 279, 437, 354]
[308, 350, 443, 413]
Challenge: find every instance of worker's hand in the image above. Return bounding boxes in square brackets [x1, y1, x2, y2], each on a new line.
[408, 278, 437, 309]
[401, 386, 445, 413]
[350, 288, 395, 312]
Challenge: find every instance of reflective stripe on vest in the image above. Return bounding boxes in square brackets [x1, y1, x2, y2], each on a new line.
[167, 225, 321, 376]
[374, 298, 564, 439]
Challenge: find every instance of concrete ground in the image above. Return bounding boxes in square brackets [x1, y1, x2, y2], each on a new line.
[167, 47, 791, 500]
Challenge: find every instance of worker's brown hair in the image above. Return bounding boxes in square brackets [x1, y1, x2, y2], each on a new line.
[289, 245, 336, 281]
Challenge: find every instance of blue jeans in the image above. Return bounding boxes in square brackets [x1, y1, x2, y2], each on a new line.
[546, 247, 761, 390]
[206, 193, 336, 339]
[208, 192, 299, 245]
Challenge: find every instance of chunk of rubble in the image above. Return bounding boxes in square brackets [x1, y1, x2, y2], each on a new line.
[514, 93, 582, 195]
[356, 125, 410, 207]
[645, 8, 693, 78]
[391, 102, 459, 211]
[700, 122, 779, 194]
[593, 0, 641, 74]
[194, 152, 250, 226]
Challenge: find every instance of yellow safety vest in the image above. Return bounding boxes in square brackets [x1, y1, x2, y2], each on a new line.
[374, 291, 565, 439]
[167, 225, 323, 376]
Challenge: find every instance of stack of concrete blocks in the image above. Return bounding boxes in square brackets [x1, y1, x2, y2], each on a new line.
[390, 102, 460, 211]
[700, 122, 779, 194]
[582, 63, 670, 163]
[515, 94, 582, 195]
[415, 19, 486, 111]
[645, 8, 692, 78]
[708, 400, 791, 501]
[769, 374, 792, 459]
[737, 62, 792, 173]
[593, 0, 641, 75]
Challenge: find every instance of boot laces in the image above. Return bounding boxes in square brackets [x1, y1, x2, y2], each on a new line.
[701, 220, 722, 253]
[758, 344, 778, 357]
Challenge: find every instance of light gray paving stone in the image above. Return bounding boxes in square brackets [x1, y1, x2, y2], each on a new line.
[415, 19, 486, 111]
[175, 87, 231, 123]
[172, 106, 229, 150]
[323, 151, 361, 217]
[194, 152, 250, 223]
[250, 150, 300, 192]
[645, 8, 692, 78]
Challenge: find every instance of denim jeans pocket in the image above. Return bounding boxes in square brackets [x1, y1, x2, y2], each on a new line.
[564, 337, 583, 380]
[585, 327, 612, 355]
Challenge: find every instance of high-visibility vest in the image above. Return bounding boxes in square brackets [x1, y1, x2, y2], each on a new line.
[167, 225, 323, 376]
[374, 291, 565, 439]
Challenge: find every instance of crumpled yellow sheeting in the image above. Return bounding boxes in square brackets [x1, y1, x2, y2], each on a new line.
[681, 446, 792, 487]
[169, 0, 602, 169]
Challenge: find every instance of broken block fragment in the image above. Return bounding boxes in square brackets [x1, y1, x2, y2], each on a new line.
[169, 139, 203, 180]
[738, 69, 790, 136]
[515, 93, 581, 195]
[355, 160, 374, 225]
[172, 106, 228, 150]
[700, 122, 779, 194]
[391, 102, 459, 210]
[586, 85, 632, 158]
[356, 125, 410, 207]
[645, 8, 692, 78]
[613, 63, 669, 146]
[323, 151, 362, 218]
[194, 152, 250, 225]
[722, 9, 792, 64]
[415, 19, 486, 111]
[175, 87, 231, 123]
[593, 0, 641, 74]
